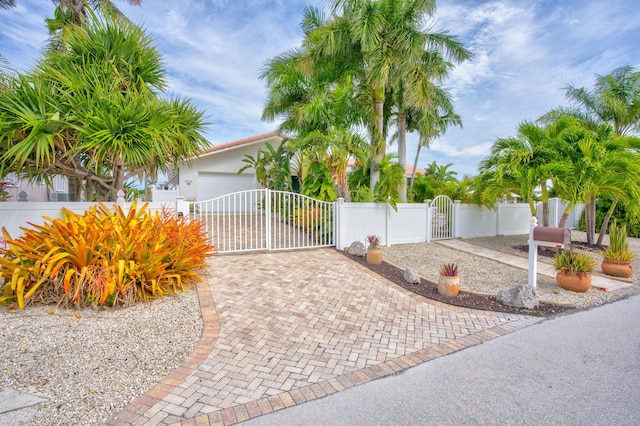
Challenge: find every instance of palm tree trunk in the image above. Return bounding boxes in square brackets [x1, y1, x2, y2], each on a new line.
[541, 183, 550, 227]
[558, 202, 574, 228]
[409, 142, 422, 192]
[586, 196, 596, 245]
[370, 96, 385, 193]
[596, 197, 618, 247]
[397, 113, 407, 202]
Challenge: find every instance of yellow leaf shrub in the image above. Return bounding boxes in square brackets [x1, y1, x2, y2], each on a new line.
[0, 201, 216, 309]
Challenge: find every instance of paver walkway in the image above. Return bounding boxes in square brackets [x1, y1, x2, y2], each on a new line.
[110, 248, 543, 426]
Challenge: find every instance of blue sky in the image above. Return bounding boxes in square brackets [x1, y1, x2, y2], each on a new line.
[1, 0, 639, 177]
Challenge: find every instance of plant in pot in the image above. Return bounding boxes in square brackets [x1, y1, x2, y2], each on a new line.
[438, 263, 459, 297]
[365, 235, 383, 264]
[552, 249, 597, 293]
[601, 221, 635, 278]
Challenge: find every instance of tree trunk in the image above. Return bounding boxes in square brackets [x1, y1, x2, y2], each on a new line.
[558, 202, 574, 228]
[541, 183, 549, 227]
[369, 96, 385, 193]
[397, 113, 407, 202]
[596, 197, 618, 247]
[409, 142, 422, 192]
[586, 196, 596, 245]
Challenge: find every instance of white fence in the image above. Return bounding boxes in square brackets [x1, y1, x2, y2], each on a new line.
[334, 200, 538, 249]
[0, 199, 176, 240]
[2, 193, 584, 250]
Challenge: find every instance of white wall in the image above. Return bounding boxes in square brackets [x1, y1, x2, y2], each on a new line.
[0, 201, 174, 240]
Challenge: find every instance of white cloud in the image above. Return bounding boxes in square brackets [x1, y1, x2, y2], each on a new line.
[2, 0, 639, 177]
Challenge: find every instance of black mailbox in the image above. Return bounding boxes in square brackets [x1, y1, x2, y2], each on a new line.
[533, 226, 571, 247]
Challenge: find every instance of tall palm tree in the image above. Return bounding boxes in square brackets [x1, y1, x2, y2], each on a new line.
[307, 0, 470, 192]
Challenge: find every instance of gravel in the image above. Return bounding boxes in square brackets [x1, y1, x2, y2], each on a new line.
[0, 289, 202, 425]
[383, 231, 639, 309]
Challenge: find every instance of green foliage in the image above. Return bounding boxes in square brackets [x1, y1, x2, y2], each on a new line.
[0, 12, 208, 201]
[552, 250, 596, 276]
[239, 141, 293, 192]
[300, 161, 337, 202]
[602, 220, 635, 261]
[0, 202, 216, 309]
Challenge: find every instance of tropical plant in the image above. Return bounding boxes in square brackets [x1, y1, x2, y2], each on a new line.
[300, 0, 471, 192]
[0, 12, 208, 201]
[0, 202, 216, 309]
[439, 262, 458, 277]
[602, 221, 635, 261]
[552, 250, 596, 276]
[366, 234, 381, 248]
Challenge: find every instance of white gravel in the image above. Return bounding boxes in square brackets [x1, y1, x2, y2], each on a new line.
[383, 231, 639, 309]
[0, 289, 203, 425]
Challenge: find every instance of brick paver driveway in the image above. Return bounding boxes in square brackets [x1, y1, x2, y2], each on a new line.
[111, 249, 543, 425]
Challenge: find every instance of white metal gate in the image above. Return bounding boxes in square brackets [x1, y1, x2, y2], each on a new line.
[431, 195, 454, 240]
[188, 189, 334, 253]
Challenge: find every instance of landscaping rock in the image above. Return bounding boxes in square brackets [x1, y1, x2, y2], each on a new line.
[345, 241, 366, 257]
[497, 285, 538, 309]
[403, 268, 421, 284]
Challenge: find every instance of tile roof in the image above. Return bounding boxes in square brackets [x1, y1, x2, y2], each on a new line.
[199, 131, 287, 156]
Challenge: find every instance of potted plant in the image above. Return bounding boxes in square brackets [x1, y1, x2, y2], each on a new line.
[437, 263, 459, 297]
[601, 221, 635, 278]
[552, 249, 597, 292]
[365, 235, 383, 264]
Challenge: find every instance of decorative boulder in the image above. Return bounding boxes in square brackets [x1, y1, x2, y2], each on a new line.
[496, 285, 538, 309]
[345, 241, 366, 257]
[403, 268, 421, 284]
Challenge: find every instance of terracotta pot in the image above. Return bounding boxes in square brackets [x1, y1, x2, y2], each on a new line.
[437, 275, 460, 297]
[601, 259, 634, 279]
[366, 247, 383, 265]
[556, 271, 592, 293]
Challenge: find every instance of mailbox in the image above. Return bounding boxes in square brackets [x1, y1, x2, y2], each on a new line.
[533, 226, 571, 248]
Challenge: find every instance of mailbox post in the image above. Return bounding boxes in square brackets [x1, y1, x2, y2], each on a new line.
[528, 217, 571, 289]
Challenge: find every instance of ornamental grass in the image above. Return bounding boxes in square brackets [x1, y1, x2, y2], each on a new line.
[0, 201, 216, 309]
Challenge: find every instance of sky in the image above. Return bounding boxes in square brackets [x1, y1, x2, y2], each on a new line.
[1, 0, 639, 178]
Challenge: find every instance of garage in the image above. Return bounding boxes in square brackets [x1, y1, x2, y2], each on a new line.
[197, 172, 259, 201]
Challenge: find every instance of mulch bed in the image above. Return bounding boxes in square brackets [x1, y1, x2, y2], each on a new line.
[342, 252, 573, 317]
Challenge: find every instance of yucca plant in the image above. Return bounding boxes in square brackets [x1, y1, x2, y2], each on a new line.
[602, 221, 635, 261]
[439, 263, 459, 277]
[0, 201, 216, 309]
[552, 250, 596, 276]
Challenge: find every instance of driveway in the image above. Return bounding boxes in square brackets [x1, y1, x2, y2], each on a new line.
[111, 249, 543, 425]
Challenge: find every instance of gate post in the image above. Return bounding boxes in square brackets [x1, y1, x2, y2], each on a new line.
[426, 199, 432, 243]
[453, 200, 461, 238]
[265, 188, 271, 250]
[335, 197, 344, 250]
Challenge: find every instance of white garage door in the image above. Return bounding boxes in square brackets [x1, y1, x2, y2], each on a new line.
[198, 172, 258, 201]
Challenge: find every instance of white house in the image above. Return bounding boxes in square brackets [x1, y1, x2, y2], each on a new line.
[177, 131, 286, 201]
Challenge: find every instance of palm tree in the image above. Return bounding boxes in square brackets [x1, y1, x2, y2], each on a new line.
[0, 13, 208, 201]
[565, 65, 640, 137]
[551, 121, 640, 244]
[307, 0, 470, 193]
[476, 119, 567, 221]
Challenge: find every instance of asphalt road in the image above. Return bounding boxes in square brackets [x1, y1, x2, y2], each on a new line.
[244, 293, 640, 426]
